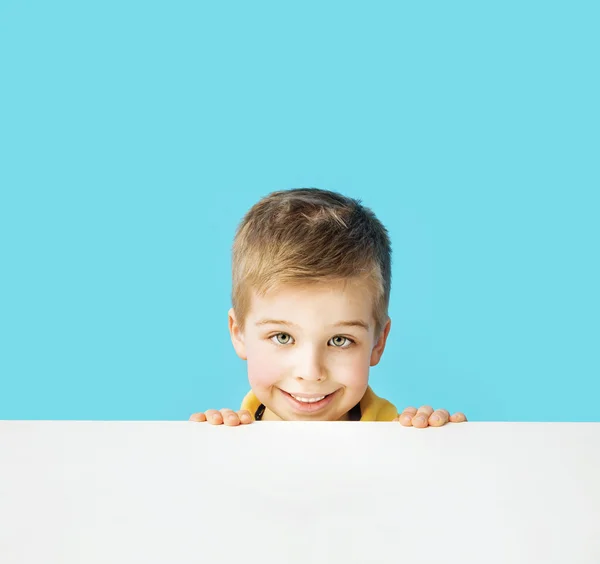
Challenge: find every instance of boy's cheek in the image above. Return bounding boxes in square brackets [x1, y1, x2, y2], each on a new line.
[331, 354, 371, 387]
[246, 350, 281, 390]
[339, 367, 370, 392]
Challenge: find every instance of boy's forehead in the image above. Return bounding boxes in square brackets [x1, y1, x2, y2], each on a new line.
[247, 280, 375, 323]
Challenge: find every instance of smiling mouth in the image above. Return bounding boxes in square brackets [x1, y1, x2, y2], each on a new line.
[290, 393, 326, 403]
[279, 389, 338, 411]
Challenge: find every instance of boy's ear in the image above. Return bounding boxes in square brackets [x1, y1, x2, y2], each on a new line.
[228, 308, 247, 360]
[370, 317, 391, 367]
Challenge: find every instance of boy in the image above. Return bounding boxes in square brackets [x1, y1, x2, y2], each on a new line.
[190, 188, 467, 428]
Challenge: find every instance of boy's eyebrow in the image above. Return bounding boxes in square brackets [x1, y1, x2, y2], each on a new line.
[255, 319, 370, 331]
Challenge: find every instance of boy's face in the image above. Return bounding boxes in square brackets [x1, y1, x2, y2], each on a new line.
[228, 280, 391, 421]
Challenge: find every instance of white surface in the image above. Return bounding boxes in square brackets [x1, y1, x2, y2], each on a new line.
[0, 421, 599, 564]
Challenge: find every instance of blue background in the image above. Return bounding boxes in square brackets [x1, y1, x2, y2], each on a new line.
[1, 1, 598, 421]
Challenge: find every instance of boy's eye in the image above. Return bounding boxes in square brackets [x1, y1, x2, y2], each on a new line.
[330, 335, 352, 348]
[269, 333, 354, 348]
[272, 333, 294, 345]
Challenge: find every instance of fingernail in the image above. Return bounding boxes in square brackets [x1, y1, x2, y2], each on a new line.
[431, 415, 440, 424]
[241, 414, 251, 422]
[414, 416, 425, 424]
[227, 414, 236, 422]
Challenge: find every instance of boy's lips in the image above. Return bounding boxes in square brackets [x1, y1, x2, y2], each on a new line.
[283, 391, 334, 398]
[278, 388, 339, 413]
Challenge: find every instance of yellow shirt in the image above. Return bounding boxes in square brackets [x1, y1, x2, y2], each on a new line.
[240, 386, 398, 421]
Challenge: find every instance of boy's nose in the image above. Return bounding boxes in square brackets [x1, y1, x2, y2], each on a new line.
[296, 367, 325, 382]
[296, 351, 327, 382]
[296, 372, 325, 382]
[295, 357, 326, 382]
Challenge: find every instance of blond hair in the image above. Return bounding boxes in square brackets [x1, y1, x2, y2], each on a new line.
[231, 188, 392, 337]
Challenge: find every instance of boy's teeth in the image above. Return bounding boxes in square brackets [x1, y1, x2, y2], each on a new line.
[291, 394, 326, 403]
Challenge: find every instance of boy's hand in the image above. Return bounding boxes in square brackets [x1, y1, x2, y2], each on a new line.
[392, 405, 467, 428]
[189, 409, 254, 426]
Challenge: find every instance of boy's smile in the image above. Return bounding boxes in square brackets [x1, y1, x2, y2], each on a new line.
[228, 279, 391, 421]
[278, 387, 341, 414]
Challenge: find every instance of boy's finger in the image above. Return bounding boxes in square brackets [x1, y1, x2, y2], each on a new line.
[413, 405, 433, 428]
[449, 412, 468, 423]
[237, 410, 253, 424]
[429, 409, 449, 426]
[205, 409, 223, 425]
[219, 408, 240, 426]
[398, 407, 417, 426]
[224, 414, 241, 426]
[189, 412, 207, 422]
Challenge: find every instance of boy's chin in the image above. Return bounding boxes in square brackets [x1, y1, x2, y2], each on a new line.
[285, 410, 341, 421]
[276, 411, 343, 422]
[270, 399, 350, 422]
